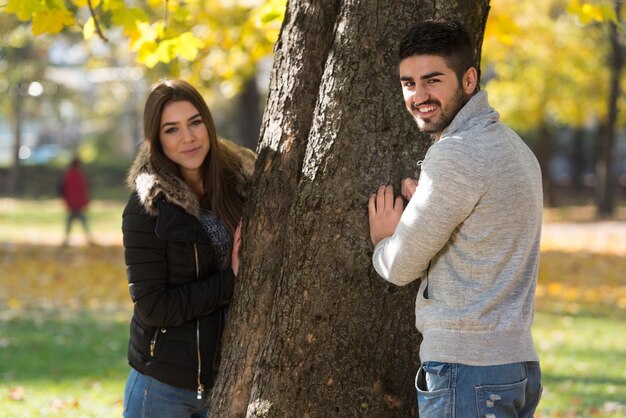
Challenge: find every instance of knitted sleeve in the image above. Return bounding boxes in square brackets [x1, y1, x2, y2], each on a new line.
[372, 138, 484, 286]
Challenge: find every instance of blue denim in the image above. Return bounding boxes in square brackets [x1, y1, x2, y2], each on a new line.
[123, 368, 211, 418]
[416, 361, 542, 418]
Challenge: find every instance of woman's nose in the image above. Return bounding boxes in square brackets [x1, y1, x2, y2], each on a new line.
[181, 127, 196, 142]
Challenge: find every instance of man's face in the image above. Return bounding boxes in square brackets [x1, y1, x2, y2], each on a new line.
[399, 54, 475, 139]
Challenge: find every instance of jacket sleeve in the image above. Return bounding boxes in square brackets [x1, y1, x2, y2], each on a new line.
[372, 139, 484, 286]
[122, 193, 235, 327]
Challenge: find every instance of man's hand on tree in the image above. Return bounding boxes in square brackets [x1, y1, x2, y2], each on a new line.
[368, 184, 404, 246]
[401, 177, 418, 201]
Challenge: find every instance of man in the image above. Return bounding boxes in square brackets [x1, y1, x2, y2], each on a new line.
[61, 156, 94, 246]
[368, 19, 543, 417]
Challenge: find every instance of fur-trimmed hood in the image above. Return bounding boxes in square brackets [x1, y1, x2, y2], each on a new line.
[127, 140, 255, 218]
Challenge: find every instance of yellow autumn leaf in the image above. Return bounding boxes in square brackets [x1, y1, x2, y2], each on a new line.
[129, 21, 158, 50]
[71, 0, 88, 7]
[83, 16, 96, 40]
[254, 0, 286, 26]
[581, 3, 604, 23]
[598, 3, 619, 23]
[5, 0, 45, 21]
[32, 9, 75, 35]
[567, 0, 616, 25]
[154, 21, 167, 39]
[8, 297, 21, 310]
[484, 12, 520, 46]
[171, 7, 190, 24]
[9, 386, 25, 401]
[111, 7, 149, 34]
[177, 32, 204, 61]
[547, 282, 564, 296]
[102, 0, 123, 12]
[136, 42, 161, 68]
[167, 0, 181, 13]
[154, 39, 177, 64]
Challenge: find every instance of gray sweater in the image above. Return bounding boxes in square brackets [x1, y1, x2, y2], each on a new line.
[373, 91, 542, 366]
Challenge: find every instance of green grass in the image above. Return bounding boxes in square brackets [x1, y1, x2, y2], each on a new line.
[533, 310, 626, 417]
[0, 198, 124, 245]
[0, 199, 625, 417]
[0, 312, 129, 417]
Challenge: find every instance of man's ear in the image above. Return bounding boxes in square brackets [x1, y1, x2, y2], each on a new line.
[463, 67, 478, 94]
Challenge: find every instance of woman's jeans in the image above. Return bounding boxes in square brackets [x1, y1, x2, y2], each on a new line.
[416, 361, 542, 418]
[123, 368, 210, 418]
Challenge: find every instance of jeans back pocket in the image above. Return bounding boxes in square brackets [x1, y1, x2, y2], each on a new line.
[416, 363, 454, 418]
[475, 379, 527, 418]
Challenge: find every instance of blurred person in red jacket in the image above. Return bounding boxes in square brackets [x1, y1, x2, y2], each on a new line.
[61, 156, 93, 246]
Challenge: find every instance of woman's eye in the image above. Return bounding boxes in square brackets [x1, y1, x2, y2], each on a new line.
[191, 119, 203, 126]
[164, 127, 177, 134]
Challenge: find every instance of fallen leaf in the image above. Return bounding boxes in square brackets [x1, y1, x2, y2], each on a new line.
[8, 386, 25, 401]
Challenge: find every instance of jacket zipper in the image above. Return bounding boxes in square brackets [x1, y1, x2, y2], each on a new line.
[150, 329, 160, 357]
[194, 243, 205, 400]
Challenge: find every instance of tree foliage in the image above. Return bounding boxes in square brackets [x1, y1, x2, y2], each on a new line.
[482, 0, 615, 131]
[483, 0, 624, 216]
[567, 0, 618, 24]
[1, 0, 286, 95]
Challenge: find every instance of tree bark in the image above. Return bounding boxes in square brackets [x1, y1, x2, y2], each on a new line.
[208, 1, 490, 417]
[596, 0, 623, 218]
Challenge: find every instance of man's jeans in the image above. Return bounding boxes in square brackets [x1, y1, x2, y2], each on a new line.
[123, 368, 210, 418]
[416, 361, 542, 418]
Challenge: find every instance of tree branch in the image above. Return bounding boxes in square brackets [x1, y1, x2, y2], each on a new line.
[164, 0, 170, 30]
[86, 0, 109, 42]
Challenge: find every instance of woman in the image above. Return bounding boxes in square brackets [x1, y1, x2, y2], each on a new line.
[122, 79, 254, 417]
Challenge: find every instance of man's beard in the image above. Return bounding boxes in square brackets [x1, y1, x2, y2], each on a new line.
[414, 88, 469, 135]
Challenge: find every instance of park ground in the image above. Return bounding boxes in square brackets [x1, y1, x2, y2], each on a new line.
[0, 198, 625, 417]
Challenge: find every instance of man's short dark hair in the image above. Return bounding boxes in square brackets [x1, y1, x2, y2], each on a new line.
[399, 19, 477, 84]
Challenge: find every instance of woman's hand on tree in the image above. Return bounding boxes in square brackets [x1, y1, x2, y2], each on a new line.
[231, 220, 242, 277]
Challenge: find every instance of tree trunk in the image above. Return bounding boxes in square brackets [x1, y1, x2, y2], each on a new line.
[238, 77, 262, 150]
[538, 121, 556, 207]
[8, 83, 24, 195]
[570, 127, 585, 193]
[596, 0, 623, 218]
[209, 1, 490, 417]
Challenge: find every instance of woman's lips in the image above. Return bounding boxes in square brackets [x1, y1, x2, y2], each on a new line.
[181, 146, 201, 155]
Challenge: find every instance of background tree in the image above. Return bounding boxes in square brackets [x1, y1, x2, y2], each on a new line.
[482, 0, 607, 206]
[207, 1, 490, 416]
[596, 0, 623, 217]
[482, 0, 624, 215]
[566, 0, 624, 216]
[0, 15, 50, 194]
[2, 0, 286, 149]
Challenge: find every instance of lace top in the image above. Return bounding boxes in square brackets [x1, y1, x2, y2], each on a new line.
[198, 209, 231, 268]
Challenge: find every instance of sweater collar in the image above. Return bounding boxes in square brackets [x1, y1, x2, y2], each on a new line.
[439, 90, 499, 140]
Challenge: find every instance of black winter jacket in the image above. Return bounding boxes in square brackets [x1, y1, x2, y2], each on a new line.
[122, 142, 253, 394]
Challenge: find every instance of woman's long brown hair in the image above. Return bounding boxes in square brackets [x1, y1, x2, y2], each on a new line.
[143, 79, 243, 233]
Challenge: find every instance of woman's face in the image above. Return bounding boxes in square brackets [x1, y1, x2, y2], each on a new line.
[159, 100, 210, 181]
